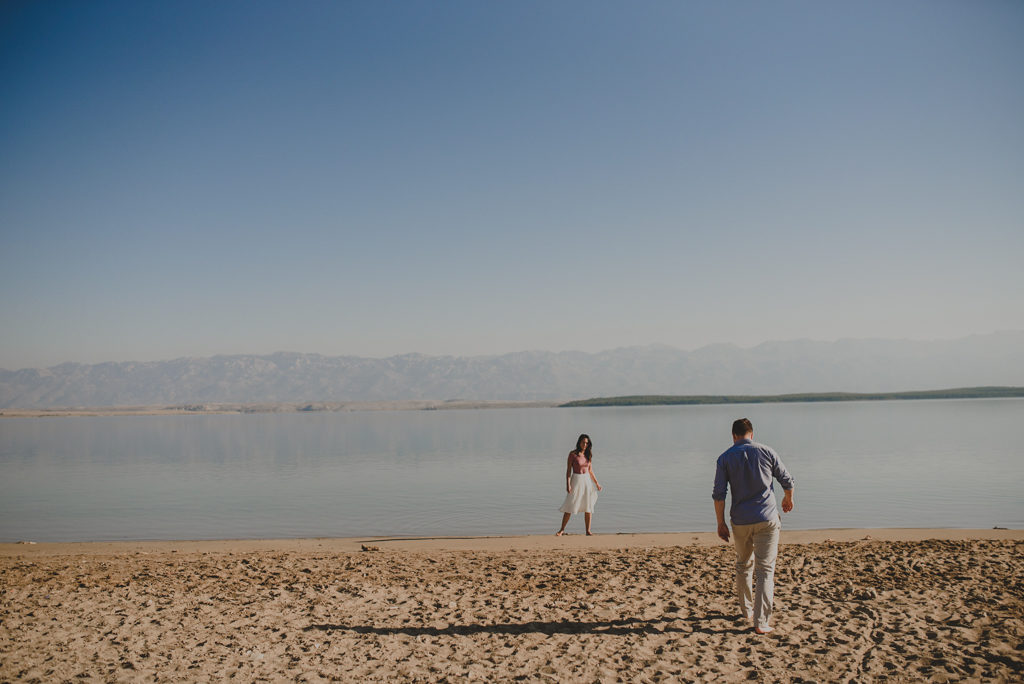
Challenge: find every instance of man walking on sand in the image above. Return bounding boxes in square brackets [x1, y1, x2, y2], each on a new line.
[713, 418, 795, 634]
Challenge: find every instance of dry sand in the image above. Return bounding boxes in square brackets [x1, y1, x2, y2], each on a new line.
[2, 529, 1022, 682]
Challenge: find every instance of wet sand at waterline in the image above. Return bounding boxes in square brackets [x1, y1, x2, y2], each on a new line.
[2, 529, 1022, 682]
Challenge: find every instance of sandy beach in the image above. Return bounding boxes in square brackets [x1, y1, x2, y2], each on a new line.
[2, 529, 1022, 682]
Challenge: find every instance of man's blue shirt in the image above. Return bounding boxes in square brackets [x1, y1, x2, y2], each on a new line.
[712, 438, 794, 526]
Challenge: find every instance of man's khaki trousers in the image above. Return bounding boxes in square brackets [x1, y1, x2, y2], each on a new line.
[732, 516, 781, 630]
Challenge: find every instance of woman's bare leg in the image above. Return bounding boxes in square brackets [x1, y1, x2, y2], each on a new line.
[556, 512, 571, 536]
[585, 512, 593, 535]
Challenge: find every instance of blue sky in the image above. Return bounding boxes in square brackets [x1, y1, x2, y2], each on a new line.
[1, 1, 1022, 369]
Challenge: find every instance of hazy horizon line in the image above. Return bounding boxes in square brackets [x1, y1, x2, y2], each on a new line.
[3, 329, 1021, 373]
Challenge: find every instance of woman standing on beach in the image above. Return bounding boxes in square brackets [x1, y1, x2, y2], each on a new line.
[556, 434, 603, 536]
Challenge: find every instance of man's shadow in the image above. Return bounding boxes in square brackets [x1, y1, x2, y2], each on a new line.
[306, 612, 749, 637]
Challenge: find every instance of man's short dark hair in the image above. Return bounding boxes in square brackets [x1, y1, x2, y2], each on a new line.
[732, 418, 753, 437]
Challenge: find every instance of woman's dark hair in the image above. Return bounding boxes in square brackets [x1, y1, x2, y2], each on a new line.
[575, 434, 593, 462]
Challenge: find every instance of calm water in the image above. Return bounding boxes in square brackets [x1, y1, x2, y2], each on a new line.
[1, 399, 1021, 542]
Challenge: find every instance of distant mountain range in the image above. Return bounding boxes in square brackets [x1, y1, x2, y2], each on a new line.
[1, 331, 1022, 409]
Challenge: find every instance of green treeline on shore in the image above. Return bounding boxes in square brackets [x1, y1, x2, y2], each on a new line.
[560, 386, 1024, 408]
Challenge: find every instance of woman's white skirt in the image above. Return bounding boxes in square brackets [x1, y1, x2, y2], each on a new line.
[559, 473, 598, 514]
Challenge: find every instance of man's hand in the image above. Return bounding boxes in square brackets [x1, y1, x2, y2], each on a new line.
[714, 499, 729, 542]
[781, 489, 794, 513]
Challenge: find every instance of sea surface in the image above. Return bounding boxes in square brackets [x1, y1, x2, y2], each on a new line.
[1, 399, 1021, 542]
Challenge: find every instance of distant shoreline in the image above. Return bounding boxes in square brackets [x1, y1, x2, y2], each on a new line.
[1, 386, 1021, 417]
[0, 399, 561, 418]
[560, 386, 1024, 407]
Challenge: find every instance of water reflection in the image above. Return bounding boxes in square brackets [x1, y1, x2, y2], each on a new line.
[1, 399, 1021, 541]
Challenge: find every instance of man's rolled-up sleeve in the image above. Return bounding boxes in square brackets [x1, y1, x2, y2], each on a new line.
[712, 457, 728, 501]
[772, 451, 795, 490]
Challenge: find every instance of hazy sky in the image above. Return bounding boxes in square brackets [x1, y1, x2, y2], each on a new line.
[2, 1, 1022, 369]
